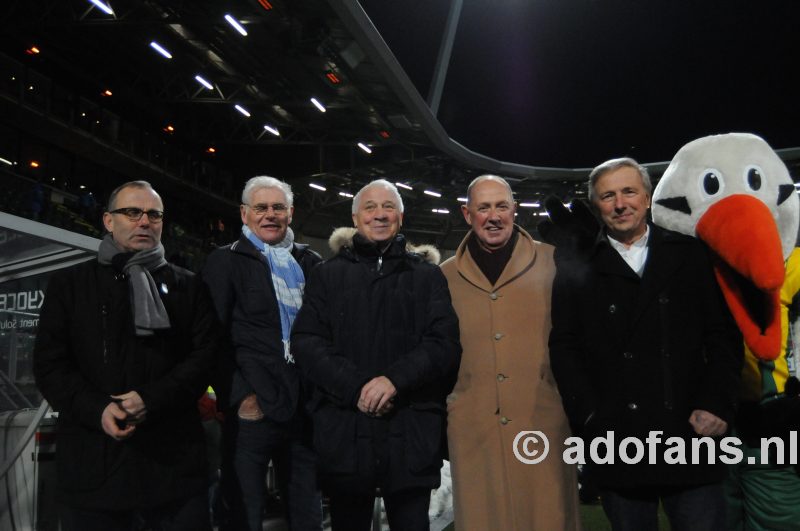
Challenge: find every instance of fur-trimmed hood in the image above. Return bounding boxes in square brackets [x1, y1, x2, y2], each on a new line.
[328, 227, 441, 265]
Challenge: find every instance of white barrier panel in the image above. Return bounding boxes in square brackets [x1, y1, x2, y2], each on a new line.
[0, 409, 58, 531]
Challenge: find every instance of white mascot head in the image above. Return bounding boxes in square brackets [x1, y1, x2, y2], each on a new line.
[652, 132, 799, 360]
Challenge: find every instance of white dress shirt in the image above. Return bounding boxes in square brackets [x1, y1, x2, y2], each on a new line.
[607, 225, 650, 277]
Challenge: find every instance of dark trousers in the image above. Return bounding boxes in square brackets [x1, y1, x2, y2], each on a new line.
[328, 487, 431, 531]
[59, 491, 210, 531]
[601, 482, 726, 531]
[223, 415, 322, 531]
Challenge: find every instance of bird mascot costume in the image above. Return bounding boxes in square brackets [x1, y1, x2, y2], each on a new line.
[651, 133, 800, 531]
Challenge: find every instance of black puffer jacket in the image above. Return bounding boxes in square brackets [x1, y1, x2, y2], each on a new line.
[202, 234, 321, 418]
[291, 228, 461, 493]
[33, 259, 219, 510]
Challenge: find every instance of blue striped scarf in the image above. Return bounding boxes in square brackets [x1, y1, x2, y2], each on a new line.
[242, 225, 305, 363]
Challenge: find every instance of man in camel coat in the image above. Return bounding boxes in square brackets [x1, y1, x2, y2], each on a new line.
[440, 175, 580, 530]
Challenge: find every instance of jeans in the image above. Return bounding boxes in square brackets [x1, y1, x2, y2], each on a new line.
[601, 483, 726, 531]
[223, 415, 322, 531]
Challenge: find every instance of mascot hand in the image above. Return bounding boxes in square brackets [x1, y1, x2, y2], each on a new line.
[538, 196, 599, 271]
[737, 378, 800, 446]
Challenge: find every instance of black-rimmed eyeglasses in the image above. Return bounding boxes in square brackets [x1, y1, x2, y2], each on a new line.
[109, 207, 165, 222]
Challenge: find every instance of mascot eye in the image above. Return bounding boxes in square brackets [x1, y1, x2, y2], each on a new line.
[744, 165, 763, 191]
[699, 168, 724, 198]
[704, 173, 719, 194]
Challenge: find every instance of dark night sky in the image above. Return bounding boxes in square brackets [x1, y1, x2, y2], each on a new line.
[360, 0, 800, 168]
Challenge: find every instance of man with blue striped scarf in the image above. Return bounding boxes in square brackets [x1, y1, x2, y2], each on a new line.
[203, 176, 323, 531]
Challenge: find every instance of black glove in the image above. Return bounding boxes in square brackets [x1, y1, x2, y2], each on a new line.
[537, 196, 599, 258]
[538, 197, 599, 280]
[737, 379, 800, 450]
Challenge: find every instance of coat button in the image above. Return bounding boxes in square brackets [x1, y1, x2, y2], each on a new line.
[609, 304, 616, 314]
[627, 402, 638, 411]
[623, 351, 633, 359]
[490, 292, 498, 300]
[500, 416, 510, 425]
[497, 374, 507, 382]
[494, 333, 504, 340]
[659, 295, 669, 304]
[664, 400, 673, 410]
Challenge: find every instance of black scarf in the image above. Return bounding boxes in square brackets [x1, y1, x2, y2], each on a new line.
[467, 229, 519, 286]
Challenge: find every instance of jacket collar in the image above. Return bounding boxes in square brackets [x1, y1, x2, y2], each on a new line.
[631, 224, 685, 321]
[230, 233, 301, 262]
[592, 222, 683, 270]
[327, 227, 441, 265]
[352, 231, 407, 260]
[454, 225, 538, 292]
[594, 223, 689, 331]
[591, 229, 640, 280]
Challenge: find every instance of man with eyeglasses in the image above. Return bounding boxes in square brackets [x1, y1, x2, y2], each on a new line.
[34, 180, 220, 530]
[202, 176, 323, 531]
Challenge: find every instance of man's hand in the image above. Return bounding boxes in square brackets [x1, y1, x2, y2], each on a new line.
[111, 391, 147, 425]
[237, 393, 264, 420]
[358, 376, 397, 416]
[689, 409, 728, 436]
[101, 402, 136, 440]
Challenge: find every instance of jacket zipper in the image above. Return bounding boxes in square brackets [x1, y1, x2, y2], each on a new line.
[377, 255, 383, 273]
[101, 304, 109, 364]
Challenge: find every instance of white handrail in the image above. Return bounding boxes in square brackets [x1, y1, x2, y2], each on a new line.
[0, 401, 51, 480]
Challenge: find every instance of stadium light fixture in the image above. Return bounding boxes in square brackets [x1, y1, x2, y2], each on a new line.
[224, 15, 248, 36]
[150, 41, 173, 59]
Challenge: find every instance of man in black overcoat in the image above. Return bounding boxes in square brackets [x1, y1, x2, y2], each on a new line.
[34, 181, 219, 531]
[549, 158, 743, 531]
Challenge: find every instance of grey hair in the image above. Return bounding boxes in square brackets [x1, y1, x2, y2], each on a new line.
[588, 157, 652, 201]
[241, 175, 294, 207]
[107, 180, 160, 211]
[351, 179, 404, 214]
[465, 174, 514, 206]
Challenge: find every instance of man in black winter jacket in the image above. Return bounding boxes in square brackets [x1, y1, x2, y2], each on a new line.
[292, 179, 461, 531]
[34, 181, 220, 531]
[202, 176, 323, 531]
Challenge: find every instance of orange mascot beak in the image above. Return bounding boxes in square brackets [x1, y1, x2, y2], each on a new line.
[695, 194, 784, 360]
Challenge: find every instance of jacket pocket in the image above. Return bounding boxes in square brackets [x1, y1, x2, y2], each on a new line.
[242, 283, 276, 317]
[403, 402, 445, 475]
[312, 403, 357, 475]
[56, 427, 109, 491]
[145, 419, 207, 478]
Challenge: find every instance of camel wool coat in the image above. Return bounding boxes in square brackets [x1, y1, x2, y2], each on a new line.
[441, 227, 580, 531]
